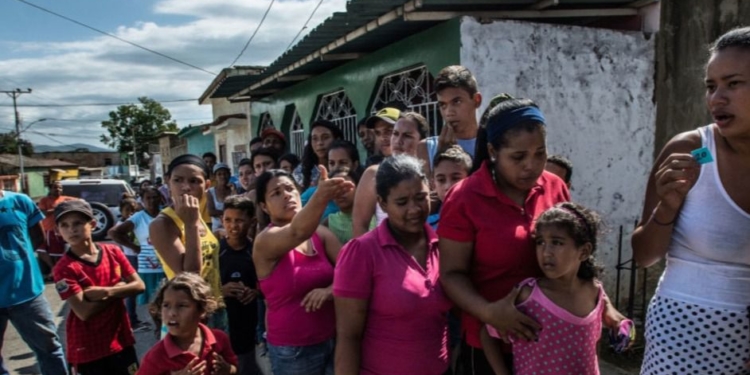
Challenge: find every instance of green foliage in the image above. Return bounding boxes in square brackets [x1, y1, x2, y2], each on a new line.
[0, 132, 34, 156]
[100, 97, 178, 166]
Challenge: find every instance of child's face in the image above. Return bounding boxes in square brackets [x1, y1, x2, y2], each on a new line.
[121, 203, 137, 220]
[56, 213, 95, 246]
[433, 160, 468, 202]
[534, 225, 589, 280]
[222, 208, 253, 241]
[161, 288, 203, 339]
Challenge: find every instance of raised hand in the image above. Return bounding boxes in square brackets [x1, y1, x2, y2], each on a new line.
[173, 194, 201, 225]
[314, 165, 355, 202]
[437, 121, 457, 153]
[654, 153, 699, 213]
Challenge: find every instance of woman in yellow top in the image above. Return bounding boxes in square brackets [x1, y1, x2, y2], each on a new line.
[149, 154, 225, 330]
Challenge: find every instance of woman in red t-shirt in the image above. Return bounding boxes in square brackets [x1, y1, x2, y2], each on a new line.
[437, 98, 570, 374]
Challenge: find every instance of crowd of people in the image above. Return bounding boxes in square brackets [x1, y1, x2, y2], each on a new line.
[0, 26, 748, 375]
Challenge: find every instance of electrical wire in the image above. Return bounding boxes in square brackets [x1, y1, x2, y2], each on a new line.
[12, 0, 217, 76]
[229, 0, 275, 67]
[283, 0, 324, 54]
[0, 98, 197, 108]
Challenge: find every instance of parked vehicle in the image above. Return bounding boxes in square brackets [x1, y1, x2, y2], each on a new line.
[59, 179, 135, 240]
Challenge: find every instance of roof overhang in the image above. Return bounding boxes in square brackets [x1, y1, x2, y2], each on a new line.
[229, 0, 658, 101]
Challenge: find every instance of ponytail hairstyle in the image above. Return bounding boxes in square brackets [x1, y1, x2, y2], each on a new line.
[255, 169, 297, 228]
[535, 202, 603, 280]
[473, 98, 546, 174]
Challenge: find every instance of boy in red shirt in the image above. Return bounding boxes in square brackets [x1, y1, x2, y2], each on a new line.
[52, 200, 145, 375]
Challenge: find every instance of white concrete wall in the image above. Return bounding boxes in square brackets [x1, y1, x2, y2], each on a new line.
[461, 18, 656, 298]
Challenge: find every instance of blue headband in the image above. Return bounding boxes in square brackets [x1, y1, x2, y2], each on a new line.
[486, 106, 546, 144]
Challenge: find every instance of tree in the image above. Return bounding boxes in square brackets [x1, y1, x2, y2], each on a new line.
[100, 97, 178, 167]
[0, 132, 34, 156]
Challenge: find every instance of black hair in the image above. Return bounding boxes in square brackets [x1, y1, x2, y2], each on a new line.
[473, 98, 546, 174]
[433, 145, 472, 174]
[434, 65, 479, 96]
[250, 148, 280, 169]
[223, 195, 256, 218]
[255, 169, 295, 227]
[238, 158, 253, 169]
[119, 196, 138, 211]
[328, 139, 362, 174]
[249, 137, 263, 147]
[166, 154, 209, 178]
[535, 202, 603, 280]
[202, 152, 217, 161]
[301, 120, 344, 190]
[376, 155, 427, 201]
[278, 153, 301, 171]
[398, 111, 429, 140]
[547, 154, 573, 184]
[710, 27, 750, 53]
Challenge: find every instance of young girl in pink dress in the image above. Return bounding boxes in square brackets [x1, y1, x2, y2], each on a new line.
[481, 202, 630, 375]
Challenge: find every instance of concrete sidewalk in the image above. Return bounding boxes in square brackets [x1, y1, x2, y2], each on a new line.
[2, 283, 638, 375]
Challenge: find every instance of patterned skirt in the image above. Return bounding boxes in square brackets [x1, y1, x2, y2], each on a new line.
[641, 294, 750, 375]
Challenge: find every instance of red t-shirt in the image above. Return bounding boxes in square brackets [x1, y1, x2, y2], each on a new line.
[334, 221, 451, 375]
[52, 243, 136, 364]
[39, 229, 66, 257]
[437, 162, 570, 348]
[139, 323, 238, 375]
[38, 195, 76, 232]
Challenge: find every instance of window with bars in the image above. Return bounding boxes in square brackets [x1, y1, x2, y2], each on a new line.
[370, 65, 442, 136]
[257, 112, 276, 136]
[315, 90, 358, 146]
[290, 111, 305, 157]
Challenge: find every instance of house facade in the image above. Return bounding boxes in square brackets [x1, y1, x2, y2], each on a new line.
[177, 124, 215, 157]
[203, 0, 661, 298]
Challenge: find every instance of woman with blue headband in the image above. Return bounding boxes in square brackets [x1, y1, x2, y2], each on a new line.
[437, 98, 569, 374]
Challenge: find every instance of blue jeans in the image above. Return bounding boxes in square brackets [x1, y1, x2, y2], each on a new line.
[0, 293, 68, 375]
[124, 255, 140, 325]
[267, 339, 334, 375]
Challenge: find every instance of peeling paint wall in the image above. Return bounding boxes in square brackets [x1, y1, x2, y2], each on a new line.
[461, 18, 656, 295]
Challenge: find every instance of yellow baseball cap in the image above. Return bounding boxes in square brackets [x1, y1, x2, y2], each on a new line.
[365, 107, 401, 129]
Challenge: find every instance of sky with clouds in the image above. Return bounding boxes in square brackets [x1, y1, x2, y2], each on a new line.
[0, 0, 347, 149]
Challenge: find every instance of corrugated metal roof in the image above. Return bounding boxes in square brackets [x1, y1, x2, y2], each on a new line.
[0, 154, 78, 168]
[217, 0, 654, 99]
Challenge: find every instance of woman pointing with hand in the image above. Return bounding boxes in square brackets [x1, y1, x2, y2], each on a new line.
[253, 166, 354, 375]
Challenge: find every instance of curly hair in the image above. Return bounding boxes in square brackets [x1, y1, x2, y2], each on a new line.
[148, 272, 218, 327]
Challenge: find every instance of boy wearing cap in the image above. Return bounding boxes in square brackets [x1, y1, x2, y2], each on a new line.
[52, 200, 145, 375]
[261, 128, 287, 154]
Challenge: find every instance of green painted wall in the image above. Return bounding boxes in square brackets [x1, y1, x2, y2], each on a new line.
[251, 19, 461, 137]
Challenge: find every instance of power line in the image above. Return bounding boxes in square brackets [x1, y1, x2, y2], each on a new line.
[0, 98, 197, 108]
[284, 0, 324, 53]
[229, 0, 275, 67]
[12, 0, 217, 76]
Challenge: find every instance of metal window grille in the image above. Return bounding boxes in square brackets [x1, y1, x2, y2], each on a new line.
[315, 90, 358, 146]
[258, 112, 275, 136]
[371, 65, 442, 136]
[290, 111, 305, 157]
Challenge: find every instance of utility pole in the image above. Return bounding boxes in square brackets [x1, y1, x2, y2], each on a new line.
[132, 122, 138, 180]
[1, 88, 32, 193]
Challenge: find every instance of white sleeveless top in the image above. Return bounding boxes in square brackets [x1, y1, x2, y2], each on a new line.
[657, 125, 750, 310]
[208, 187, 225, 230]
[129, 210, 163, 274]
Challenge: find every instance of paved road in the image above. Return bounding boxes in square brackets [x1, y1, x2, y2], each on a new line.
[2, 283, 637, 375]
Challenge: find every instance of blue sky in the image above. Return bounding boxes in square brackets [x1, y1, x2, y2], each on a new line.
[0, 0, 346, 148]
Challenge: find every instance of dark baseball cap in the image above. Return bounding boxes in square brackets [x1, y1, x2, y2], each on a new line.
[54, 199, 95, 223]
[365, 107, 400, 129]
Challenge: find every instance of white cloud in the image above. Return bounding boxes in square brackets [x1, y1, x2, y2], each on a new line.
[0, 0, 347, 148]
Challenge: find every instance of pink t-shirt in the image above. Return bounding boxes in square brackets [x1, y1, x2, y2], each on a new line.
[334, 220, 451, 375]
[487, 278, 603, 375]
[258, 232, 335, 346]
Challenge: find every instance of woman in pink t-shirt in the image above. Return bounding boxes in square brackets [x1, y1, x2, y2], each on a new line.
[253, 167, 353, 375]
[334, 154, 452, 375]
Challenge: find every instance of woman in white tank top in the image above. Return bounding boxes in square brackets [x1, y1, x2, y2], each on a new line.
[632, 27, 750, 374]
